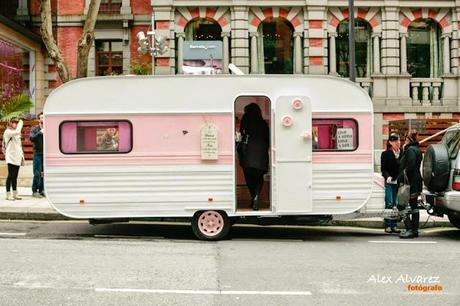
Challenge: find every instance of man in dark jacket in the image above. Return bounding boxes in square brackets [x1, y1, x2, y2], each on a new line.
[398, 131, 423, 238]
[30, 112, 44, 197]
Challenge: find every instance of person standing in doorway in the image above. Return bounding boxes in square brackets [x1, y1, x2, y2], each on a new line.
[398, 130, 423, 239]
[30, 112, 44, 197]
[380, 133, 402, 234]
[2, 118, 24, 200]
[238, 103, 269, 211]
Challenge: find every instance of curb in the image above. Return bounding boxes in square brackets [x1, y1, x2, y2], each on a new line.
[0, 210, 454, 228]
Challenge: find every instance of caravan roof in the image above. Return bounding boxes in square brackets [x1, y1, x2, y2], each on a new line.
[44, 75, 373, 115]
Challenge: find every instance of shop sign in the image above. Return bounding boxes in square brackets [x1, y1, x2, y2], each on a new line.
[201, 124, 218, 160]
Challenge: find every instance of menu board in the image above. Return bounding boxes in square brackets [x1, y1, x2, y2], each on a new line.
[336, 128, 354, 150]
[201, 124, 218, 160]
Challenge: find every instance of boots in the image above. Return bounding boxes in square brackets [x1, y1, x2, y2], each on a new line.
[6, 192, 15, 201]
[411, 212, 420, 238]
[251, 195, 259, 211]
[399, 215, 415, 239]
[13, 190, 22, 200]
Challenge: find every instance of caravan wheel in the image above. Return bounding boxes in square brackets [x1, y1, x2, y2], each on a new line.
[192, 210, 230, 241]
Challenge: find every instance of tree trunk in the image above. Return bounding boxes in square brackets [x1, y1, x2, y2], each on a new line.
[77, 0, 102, 79]
[40, 0, 70, 83]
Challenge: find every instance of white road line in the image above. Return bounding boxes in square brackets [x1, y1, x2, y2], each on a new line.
[0, 232, 27, 236]
[368, 240, 437, 244]
[95, 288, 312, 296]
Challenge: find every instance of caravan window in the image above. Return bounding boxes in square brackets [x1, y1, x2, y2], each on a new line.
[60, 121, 132, 154]
[312, 119, 358, 151]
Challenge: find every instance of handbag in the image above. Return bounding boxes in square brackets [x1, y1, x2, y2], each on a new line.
[236, 132, 248, 162]
[397, 170, 411, 209]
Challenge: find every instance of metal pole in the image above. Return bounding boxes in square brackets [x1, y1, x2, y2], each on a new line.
[348, 0, 356, 82]
[151, 13, 155, 75]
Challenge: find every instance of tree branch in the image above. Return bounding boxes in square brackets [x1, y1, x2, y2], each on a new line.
[77, 0, 101, 78]
[40, 0, 70, 83]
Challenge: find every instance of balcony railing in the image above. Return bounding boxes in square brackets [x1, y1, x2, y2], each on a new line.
[410, 78, 443, 106]
[356, 77, 373, 97]
[99, 2, 121, 14]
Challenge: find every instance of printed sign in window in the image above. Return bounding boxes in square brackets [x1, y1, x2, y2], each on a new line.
[336, 128, 354, 150]
[312, 119, 358, 151]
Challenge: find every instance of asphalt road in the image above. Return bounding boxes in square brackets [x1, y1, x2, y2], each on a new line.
[0, 221, 459, 306]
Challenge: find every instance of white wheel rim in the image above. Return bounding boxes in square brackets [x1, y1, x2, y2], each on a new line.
[198, 211, 224, 237]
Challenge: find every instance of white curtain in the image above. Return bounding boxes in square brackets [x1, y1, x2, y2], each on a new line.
[430, 26, 440, 77]
[257, 26, 265, 74]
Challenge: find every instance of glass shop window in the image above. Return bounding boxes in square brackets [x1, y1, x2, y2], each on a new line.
[60, 121, 132, 154]
[312, 119, 358, 151]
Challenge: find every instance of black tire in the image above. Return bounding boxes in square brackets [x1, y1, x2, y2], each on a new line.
[423, 144, 450, 192]
[448, 212, 460, 229]
[191, 210, 231, 241]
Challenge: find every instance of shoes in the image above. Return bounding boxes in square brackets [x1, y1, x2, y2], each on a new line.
[6, 192, 15, 201]
[13, 191, 22, 200]
[399, 229, 416, 239]
[391, 227, 401, 234]
[33, 192, 42, 198]
[40, 192, 46, 197]
[384, 227, 392, 234]
[251, 195, 259, 211]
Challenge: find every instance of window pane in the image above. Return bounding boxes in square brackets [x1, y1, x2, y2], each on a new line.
[60, 121, 132, 154]
[261, 18, 293, 74]
[98, 53, 109, 65]
[407, 19, 440, 78]
[112, 52, 123, 66]
[111, 41, 123, 51]
[96, 41, 110, 52]
[313, 119, 358, 151]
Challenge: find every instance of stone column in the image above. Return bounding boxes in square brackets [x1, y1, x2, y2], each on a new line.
[443, 33, 451, 74]
[121, 0, 132, 14]
[16, 0, 28, 15]
[176, 33, 185, 74]
[328, 32, 337, 75]
[400, 33, 408, 74]
[250, 32, 259, 74]
[222, 32, 230, 74]
[294, 32, 303, 74]
[230, 6, 250, 74]
[372, 32, 381, 74]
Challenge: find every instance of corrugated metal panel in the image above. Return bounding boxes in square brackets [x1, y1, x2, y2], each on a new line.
[46, 165, 234, 218]
[312, 164, 373, 214]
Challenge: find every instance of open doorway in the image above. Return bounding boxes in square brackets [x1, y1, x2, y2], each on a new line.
[234, 96, 271, 211]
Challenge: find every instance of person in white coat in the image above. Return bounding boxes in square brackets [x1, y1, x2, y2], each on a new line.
[2, 118, 24, 200]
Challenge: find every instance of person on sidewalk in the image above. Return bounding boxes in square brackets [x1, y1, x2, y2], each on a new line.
[30, 112, 44, 198]
[380, 133, 402, 234]
[398, 130, 423, 239]
[2, 118, 24, 201]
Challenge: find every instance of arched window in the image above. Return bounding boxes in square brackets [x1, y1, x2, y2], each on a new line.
[407, 19, 442, 77]
[185, 17, 222, 41]
[336, 19, 372, 78]
[258, 18, 294, 74]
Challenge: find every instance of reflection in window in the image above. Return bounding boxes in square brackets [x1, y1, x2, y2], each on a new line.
[60, 121, 132, 154]
[185, 18, 222, 41]
[96, 40, 123, 76]
[336, 20, 372, 78]
[407, 19, 442, 77]
[313, 119, 358, 151]
[257, 18, 294, 74]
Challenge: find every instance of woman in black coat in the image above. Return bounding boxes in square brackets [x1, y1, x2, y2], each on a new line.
[398, 130, 423, 239]
[238, 103, 269, 210]
[380, 133, 401, 234]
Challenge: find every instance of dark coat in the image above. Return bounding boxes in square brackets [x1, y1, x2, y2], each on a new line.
[381, 149, 400, 182]
[30, 125, 43, 154]
[398, 142, 423, 195]
[239, 114, 269, 171]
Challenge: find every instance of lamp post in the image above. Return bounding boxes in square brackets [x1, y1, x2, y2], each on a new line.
[348, 0, 356, 82]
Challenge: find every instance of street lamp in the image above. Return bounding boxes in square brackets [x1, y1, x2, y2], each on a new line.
[136, 14, 169, 74]
[348, 0, 356, 82]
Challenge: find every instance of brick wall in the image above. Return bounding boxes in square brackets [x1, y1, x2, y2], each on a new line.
[131, 0, 151, 15]
[58, 0, 84, 16]
[57, 27, 83, 80]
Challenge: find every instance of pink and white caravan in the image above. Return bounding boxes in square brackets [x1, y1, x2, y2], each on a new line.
[44, 75, 385, 240]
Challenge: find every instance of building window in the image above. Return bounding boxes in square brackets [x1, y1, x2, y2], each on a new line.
[407, 19, 442, 78]
[60, 121, 132, 154]
[96, 41, 123, 76]
[185, 17, 222, 41]
[99, 0, 122, 14]
[336, 20, 372, 78]
[258, 18, 294, 74]
[312, 119, 358, 151]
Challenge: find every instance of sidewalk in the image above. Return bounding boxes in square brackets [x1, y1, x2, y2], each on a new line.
[0, 187, 453, 228]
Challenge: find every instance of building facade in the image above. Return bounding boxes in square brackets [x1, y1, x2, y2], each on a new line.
[4, 0, 460, 147]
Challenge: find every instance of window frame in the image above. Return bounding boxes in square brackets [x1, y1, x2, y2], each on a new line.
[59, 119, 133, 155]
[95, 40, 123, 76]
[312, 118, 360, 152]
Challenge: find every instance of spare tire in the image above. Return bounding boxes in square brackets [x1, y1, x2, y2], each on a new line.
[423, 143, 450, 192]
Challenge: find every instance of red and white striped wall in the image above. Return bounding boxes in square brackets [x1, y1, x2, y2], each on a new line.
[248, 7, 304, 32]
[399, 8, 451, 32]
[174, 7, 231, 33]
[328, 7, 381, 32]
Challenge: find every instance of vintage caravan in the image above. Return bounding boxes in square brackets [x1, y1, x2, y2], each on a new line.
[44, 75, 385, 240]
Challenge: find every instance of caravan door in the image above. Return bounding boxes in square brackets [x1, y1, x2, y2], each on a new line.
[272, 96, 312, 214]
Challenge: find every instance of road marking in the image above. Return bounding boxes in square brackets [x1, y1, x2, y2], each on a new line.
[95, 288, 312, 296]
[0, 232, 27, 236]
[368, 240, 437, 244]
